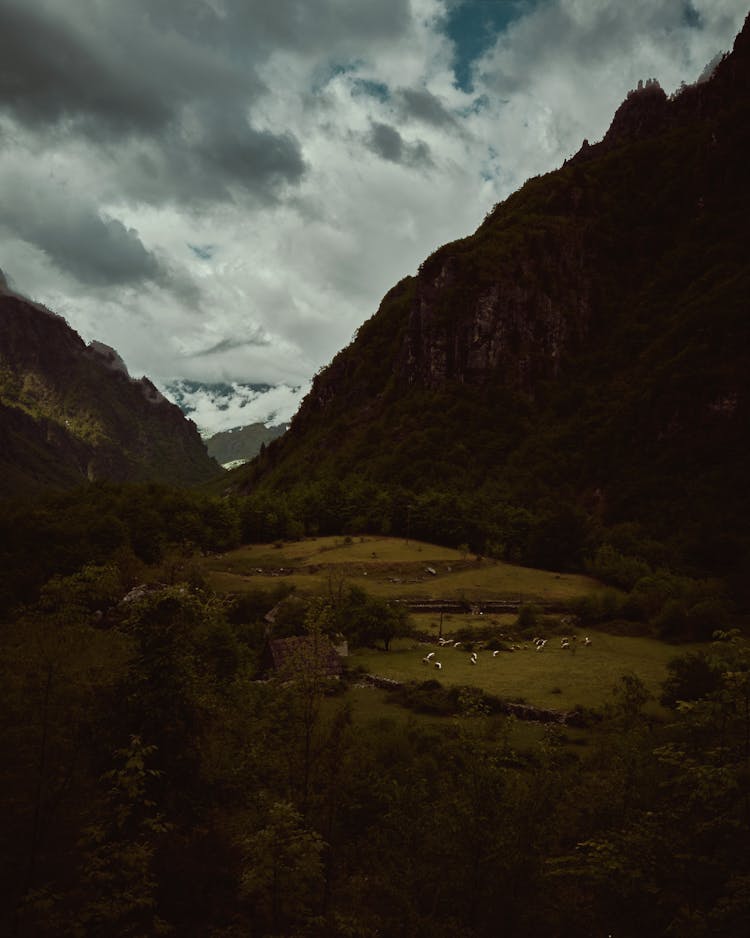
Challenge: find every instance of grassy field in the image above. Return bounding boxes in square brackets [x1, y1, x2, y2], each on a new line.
[203, 535, 601, 603]
[346, 629, 697, 715]
[204, 536, 694, 732]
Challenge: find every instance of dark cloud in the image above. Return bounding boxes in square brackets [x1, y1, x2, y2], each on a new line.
[187, 334, 271, 358]
[366, 122, 433, 168]
[0, 2, 171, 133]
[0, 185, 161, 286]
[188, 244, 215, 261]
[197, 113, 307, 194]
[367, 122, 405, 162]
[37, 214, 160, 287]
[396, 88, 457, 127]
[0, 1, 304, 205]
[215, 0, 412, 52]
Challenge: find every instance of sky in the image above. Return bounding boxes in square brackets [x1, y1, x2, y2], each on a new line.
[0, 0, 747, 435]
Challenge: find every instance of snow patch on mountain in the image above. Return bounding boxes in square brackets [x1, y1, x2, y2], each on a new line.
[160, 379, 309, 437]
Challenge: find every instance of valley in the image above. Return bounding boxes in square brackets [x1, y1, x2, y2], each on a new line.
[2, 9, 750, 936]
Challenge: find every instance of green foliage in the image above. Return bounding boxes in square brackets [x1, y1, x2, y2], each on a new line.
[660, 650, 723, 707]
[333, 584, 413, 651]
[238, 799, 325, 934]
[71, 736, 171, 937]
[586, 543, 652, 590]
[0, 483, 243, 615]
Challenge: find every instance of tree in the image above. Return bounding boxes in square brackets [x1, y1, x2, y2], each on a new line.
[239, 800, 325, 934]
[336, 585, 412, 651]
[71, 736, 171, 938]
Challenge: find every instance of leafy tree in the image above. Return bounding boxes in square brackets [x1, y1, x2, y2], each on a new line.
[335, 585, 412, 651]
[238, 799, 325, 934]
[71, 736, 171, 938]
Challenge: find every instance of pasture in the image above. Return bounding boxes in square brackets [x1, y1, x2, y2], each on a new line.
[203, 534, 601, 603]
[347, 630, 697, 715]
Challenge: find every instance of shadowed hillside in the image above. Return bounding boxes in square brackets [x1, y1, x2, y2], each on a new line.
[233, 14, 750, 589]
[0, 286, 221, 495]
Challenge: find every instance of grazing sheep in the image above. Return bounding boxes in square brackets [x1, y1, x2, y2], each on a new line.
[434, 661, 442, 670]
[493, 650, 499, 657]
[426, 651, 435, 660]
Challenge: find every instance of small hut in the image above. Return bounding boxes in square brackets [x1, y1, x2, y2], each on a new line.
[261, 635, 343, 680]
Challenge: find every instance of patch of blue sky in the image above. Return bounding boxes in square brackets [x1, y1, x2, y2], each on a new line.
[442, 0, 535, 92]
[351, 78, 391, 102]
[311, 59, 363, 94]
[479, 144, 501, 182]
[681, 1, 702, 29]
[456, 92, 492, 118]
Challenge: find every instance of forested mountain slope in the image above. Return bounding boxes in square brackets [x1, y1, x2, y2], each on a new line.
[0, 283, 221, 494]
[206, 421, 287, 466]
[235, 14, 750, 584]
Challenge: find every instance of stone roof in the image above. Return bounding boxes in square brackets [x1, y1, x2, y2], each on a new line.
[264, 635, 343, 678]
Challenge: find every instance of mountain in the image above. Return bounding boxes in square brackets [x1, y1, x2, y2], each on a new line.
[235, 14, 750, 581]
[0, 283, 222, 495]
[205, 422, 288, 467]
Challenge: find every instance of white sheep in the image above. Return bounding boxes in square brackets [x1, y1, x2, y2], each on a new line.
[434, 661, 442, 670]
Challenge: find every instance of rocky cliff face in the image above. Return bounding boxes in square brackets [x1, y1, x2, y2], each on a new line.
[400, 223, 594, 396]
[0, 288, 221, 495]
[297, 13, 749, 414]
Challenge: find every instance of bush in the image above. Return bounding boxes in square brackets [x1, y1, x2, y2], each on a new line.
[660, 651, 722, 707]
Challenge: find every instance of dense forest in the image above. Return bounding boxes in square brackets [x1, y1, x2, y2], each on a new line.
[1, 483, 748, 936]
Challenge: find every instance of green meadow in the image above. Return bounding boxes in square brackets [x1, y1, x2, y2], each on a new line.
[346, 630, 697, 715]
[204, 536, 698, 719]
[203, 534, 601, 602]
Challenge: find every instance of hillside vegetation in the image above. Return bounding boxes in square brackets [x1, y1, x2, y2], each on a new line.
[230, 20, 750, 605]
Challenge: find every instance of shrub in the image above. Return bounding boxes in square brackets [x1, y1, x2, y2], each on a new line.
[660, 651, 722, 707]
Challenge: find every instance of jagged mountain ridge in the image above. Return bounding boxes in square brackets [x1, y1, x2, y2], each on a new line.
[0, 286, 221, 495]
[238, 13, 750, 574]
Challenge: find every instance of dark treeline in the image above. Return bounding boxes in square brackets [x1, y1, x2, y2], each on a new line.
[1, 561, 748, 937]
[0, 479, 737, 643]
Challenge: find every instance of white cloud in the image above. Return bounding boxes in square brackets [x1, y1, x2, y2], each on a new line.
[161, 380, 310, 437]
